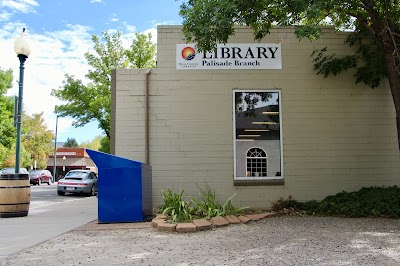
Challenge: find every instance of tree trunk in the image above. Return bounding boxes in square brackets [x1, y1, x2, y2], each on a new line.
[383, 49, 400, 150]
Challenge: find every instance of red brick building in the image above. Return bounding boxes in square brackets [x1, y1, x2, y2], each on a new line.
[47, 148, 97, 180]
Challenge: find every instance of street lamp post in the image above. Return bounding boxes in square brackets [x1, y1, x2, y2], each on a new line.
[62, 156, 66, 175]
[53, 115, 58, 182]
[14, 28, 31, 173]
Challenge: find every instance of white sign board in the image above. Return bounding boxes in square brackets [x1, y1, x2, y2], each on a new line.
[56, 152, 76, 156]
[176, 43, 282, 70]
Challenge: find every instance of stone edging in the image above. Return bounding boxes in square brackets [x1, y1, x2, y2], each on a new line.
[151, 212, 278, 233]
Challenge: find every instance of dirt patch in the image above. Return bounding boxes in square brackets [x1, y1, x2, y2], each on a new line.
[1, 216, 399, 266]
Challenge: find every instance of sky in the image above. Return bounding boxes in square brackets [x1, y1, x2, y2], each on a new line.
[0, 0, 183, 144]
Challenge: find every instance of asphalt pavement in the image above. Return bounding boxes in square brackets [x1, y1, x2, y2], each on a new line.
[0, 185, 97, 259]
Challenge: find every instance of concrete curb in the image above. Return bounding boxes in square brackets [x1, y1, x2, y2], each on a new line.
[73, 212, 279, 233]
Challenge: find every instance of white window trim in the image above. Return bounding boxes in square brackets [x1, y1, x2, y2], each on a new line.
[233, 89, 284, 181]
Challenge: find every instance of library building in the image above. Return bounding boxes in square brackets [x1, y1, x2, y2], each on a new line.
[110, 26, 400, 208]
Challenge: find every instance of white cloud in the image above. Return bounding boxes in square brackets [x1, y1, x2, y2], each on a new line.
[124, 24, 136, 33]
[142, 28, 157, 44]
[110, 14, 119, 22]
[1, 0, 39, 14]
[0, 23, 93, 139]
[150, 20, 179, 27]
[0, 19, 158, 142]
[90, 0, 103, 3]
[0, 10, 13, 21]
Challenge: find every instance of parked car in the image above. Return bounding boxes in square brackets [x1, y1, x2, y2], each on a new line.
[57, 170, 98, 196]
[29, 169, 52, 185]
[0, 167, 29, 174]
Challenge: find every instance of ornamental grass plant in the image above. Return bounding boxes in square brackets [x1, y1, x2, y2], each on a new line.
[158, 185, 248, 223]
[191, 184, 247, 219]
[159, 189, 194, 223]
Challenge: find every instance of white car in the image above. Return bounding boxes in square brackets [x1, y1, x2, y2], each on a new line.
[1, 167, 29, 174]
[57, 170, 98, 196]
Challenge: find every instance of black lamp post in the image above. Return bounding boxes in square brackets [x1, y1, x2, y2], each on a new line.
[14, 28, 31, 173]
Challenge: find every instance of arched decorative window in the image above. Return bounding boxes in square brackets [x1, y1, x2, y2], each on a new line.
[246, 148, 267, 177]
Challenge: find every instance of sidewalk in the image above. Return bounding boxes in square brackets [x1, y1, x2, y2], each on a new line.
[0, 196, 97, 259]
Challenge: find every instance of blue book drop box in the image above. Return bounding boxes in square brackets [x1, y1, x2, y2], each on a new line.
[86, 149, 152, 223]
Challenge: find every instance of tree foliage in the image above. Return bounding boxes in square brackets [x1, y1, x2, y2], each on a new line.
[51, 31, 157, 141]
[22, 113, 54, 169]
[180, 0, 400, 148]
[126, 32, 157, 68]
[0, 68, 15, 150]
[63, 137, 79, 147]
[2, 142, 31, 169]
[1, 113, 52, 169]
[99, 136, 110, 154]
[80, 135, 103, 150]
[0, 68, 54, 169]
[0, 68, 15, 168]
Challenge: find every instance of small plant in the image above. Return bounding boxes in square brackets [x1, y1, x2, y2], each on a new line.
[271, 195, 304, 212]
[159, 189, 194, 223]
[192, 184, 247, 219]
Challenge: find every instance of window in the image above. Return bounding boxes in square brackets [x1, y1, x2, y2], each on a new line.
[233, 90, 283, 181]
[246, 148, 267, 177]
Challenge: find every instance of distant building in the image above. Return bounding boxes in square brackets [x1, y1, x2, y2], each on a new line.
[47, 147, 97, 180]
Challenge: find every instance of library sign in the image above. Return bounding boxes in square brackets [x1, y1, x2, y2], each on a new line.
[176, 43, 282, 70]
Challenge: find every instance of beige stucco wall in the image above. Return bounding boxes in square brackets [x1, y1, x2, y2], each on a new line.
[112, 26, 400, 209]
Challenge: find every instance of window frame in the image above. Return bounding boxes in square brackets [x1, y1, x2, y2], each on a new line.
[233, 89, 284, 181]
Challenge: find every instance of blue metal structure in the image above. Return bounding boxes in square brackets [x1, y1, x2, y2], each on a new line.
[86, 149, 152, 223]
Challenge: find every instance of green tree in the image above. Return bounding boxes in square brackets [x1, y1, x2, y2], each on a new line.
[22, 113, 54, 169]
[0, 145, 8, 169]
[179, 0, 400, 149]
[0, 68, 15, 167]
[99, 136, 110, 154]
[126, 32, 157, 68]
[63, 138, 79, 147]
[3, 142, 30, 169]
[80, 135, 103, 150]
[0, 68, 15, 149]
[51, 31, 156, 141]
[1, 69, 54, 169]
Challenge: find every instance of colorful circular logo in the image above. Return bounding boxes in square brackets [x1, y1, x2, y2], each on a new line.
[181, 47, 196, 60]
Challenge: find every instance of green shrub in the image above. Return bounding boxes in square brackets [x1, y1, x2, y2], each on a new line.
[271, 195, 304, 212]
[273, 186, 400, 218]
[304, 186, 400, 218]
